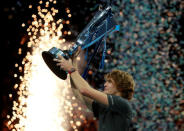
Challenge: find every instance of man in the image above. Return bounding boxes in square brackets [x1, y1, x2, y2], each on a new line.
[54, 47, 135, 131]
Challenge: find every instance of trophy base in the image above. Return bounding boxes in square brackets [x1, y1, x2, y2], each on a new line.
[42, 51, 67, 80]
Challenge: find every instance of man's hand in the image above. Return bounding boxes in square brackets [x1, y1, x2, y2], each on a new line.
[53, 46, 81, 72]
[53, 55, 74, 72]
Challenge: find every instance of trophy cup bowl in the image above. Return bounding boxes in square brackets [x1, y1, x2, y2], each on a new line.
[42, 47, 69, 80]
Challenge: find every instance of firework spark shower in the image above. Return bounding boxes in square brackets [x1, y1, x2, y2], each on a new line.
[7, 1, 73, 130]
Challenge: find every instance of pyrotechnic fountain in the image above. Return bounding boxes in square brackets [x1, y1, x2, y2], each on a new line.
[7, 1, 81, 131]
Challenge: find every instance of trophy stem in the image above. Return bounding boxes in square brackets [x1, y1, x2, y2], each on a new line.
[68, 43, 79, 56]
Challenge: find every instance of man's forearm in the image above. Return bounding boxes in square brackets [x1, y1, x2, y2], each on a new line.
[70, 70, 109, 106]
[70, 75, 76, 89]
[70, 76, 84, 102]
[70, 75, 93, 111]
[70, 71, 92, 95]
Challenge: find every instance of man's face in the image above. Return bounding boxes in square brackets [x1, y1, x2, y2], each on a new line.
[103, 78, 118, 94]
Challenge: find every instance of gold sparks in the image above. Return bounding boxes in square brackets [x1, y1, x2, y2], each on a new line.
[29, 5, 32, 9]
[22, 23, 25, 27]
[8, 1, 87, 131]
[68, 14, 72, 17]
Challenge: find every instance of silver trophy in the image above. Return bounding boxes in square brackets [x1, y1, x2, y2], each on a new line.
[42, 6, 120, 80]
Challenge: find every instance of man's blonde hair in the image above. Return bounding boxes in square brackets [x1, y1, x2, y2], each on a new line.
[105, 69, 135, 100]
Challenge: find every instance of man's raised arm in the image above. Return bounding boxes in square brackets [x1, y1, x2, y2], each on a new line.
[70, 75, 93, 111]
[70, 70, 109, 106]
[54, 47, 109, 107]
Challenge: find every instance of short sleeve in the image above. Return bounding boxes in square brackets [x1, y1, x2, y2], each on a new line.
[92, 101, 100, 118]
[107, 94, 132, 118]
